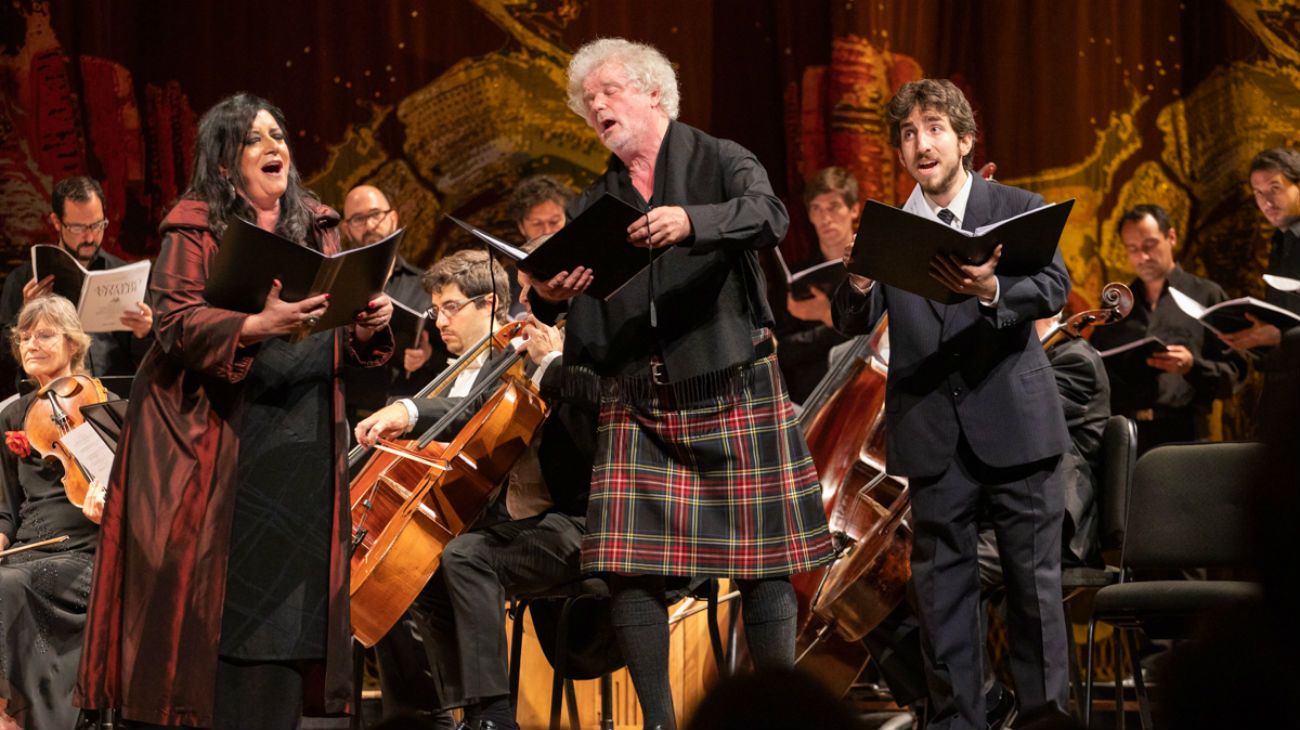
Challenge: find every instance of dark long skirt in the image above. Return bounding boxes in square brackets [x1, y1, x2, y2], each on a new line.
[0, 547, 94, 729]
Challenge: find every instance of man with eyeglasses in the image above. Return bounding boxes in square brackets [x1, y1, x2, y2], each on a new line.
[339, 184, 448, 425]
[0, 176, 152, 396]
[354, 248, 592, 730]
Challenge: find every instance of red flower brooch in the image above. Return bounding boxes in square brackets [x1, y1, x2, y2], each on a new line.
[5, 431, 31, 459]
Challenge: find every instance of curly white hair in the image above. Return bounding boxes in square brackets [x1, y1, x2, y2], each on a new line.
[565, 38, 680, 121]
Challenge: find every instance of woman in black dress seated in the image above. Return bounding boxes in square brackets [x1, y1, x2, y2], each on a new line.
[0, 295, 107, 730]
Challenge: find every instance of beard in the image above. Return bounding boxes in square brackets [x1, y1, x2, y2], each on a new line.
[918, 160, 964, 199]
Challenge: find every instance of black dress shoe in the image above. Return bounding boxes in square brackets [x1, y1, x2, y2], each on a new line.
[985, 683, 1017, 730]
[478, 721, 520, 730]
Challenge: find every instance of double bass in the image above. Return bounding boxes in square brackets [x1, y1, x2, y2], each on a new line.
[792, 316, 907, 697]
[794, 283, 1134, 697]
[347, 320, 550, 646]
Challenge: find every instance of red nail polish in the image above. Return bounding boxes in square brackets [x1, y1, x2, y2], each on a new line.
[324, 293, 331, 301]
[368, 301, 378, 310]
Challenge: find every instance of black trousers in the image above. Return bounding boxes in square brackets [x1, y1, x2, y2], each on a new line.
[907, 436, 1068, 730]
[864, 529, 1046, 711]
[412, 512, 586, 710]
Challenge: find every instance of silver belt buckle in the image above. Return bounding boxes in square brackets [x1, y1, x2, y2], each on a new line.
[650, 358, 669, 385]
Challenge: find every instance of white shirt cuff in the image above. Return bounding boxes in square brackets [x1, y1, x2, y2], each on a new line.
[979, 278, 1001, 307]
[397, 398, 419, 434]
[530, 351, 562, 386]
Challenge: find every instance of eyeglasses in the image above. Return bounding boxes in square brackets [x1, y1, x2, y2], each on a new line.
[426, 294, 487, 320]
[60, 219, 110, 235]
[16, 329, 63, 347]
[345, 208, 393, 229]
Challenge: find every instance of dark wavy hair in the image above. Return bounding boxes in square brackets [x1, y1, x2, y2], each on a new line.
[886, 78, 979, 171]
[1250, 147, 1300, 185]
[506, 175, 574, 225]
[185, 92, 319, 243]
[421, 249, 511, 324]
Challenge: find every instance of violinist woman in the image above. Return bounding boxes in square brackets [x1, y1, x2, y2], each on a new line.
[76, 93, 393, 729]
[0, 295, 106, 730]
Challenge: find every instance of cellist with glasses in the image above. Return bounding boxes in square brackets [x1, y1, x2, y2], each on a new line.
[354, 246, 594, 730]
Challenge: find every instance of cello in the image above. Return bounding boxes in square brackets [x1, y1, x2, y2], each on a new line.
[347, 320, 550, 646]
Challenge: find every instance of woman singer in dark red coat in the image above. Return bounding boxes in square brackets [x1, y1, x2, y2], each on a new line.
[75, 93, 393, 729]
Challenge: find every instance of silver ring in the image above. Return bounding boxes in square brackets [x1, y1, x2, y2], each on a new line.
[304, 316, 320, 328]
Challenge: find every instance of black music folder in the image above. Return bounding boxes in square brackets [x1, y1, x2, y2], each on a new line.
[204, 218, 402, 342]
[1096, 335, 1169, 362]
[389, 299, 430, 350]
[451, 193, 655, 300]
[772, 248, 844, 300]
[1168, 287, 1300, 338]
[81, 399, 129, 453]
[848, 199, 1074, 304]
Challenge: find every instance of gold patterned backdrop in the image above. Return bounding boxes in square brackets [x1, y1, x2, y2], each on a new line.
[3, 0, 1300, 427]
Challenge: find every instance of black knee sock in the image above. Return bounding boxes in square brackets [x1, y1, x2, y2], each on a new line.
[610, 575, 676, 730]
[738, 577, 797, 669]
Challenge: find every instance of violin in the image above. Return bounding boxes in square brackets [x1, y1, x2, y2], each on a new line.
[22, 373, 109, 508]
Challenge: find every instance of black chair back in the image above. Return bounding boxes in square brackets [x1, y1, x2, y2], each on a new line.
[1097, 415, 1137, 552]
[1121, 441, 1264, 571]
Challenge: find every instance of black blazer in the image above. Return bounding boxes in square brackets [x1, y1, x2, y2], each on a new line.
[833, 174, 1071, 477]
[1047, 336, 1110, 564]
[531, 121, 787, 383]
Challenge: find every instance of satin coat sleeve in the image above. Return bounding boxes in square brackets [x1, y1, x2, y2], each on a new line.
[150, 227, 256, 382]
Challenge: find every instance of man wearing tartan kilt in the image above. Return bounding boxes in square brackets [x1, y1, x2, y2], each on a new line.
[528, 38, 834, 730]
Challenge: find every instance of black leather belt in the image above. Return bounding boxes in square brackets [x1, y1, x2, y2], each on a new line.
[650, 336, 775, 386]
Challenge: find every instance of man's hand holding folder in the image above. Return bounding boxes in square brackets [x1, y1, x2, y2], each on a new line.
[928, 244, 1003, 301]
[843, 199, 1073, 304]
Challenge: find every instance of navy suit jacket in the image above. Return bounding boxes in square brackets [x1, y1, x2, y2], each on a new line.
[833, 174, 1071, 478]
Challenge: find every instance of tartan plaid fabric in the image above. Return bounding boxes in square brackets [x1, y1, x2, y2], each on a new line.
[581, 354, 834, 578]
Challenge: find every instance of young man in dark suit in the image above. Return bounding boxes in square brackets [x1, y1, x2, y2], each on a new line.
[833, 78, 1072, 729]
